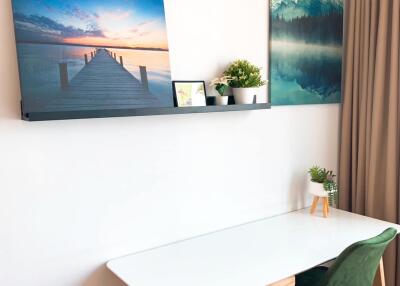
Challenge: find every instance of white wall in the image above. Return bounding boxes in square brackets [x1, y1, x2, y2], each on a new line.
[0, 0, 340, 285]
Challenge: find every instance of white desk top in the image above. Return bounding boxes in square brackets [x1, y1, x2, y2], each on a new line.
[107, 208, 400, 286]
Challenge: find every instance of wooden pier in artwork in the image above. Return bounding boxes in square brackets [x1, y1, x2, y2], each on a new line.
[58, 48, 152, 100]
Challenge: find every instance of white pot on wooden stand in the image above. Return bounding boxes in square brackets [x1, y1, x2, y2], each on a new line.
[308, 181, 330, 218]
[232, 87, 258, 104]
[215, 96, 229, 106]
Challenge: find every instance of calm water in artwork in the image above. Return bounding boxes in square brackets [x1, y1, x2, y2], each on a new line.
[12, 0, 173, 114]
[270, 0, 343, 105]
[17, 44, 172, 112]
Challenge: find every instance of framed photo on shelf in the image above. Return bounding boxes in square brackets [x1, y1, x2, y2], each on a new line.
[173, 81, 207, 107]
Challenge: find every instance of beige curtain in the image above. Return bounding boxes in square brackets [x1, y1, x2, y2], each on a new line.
[339, 0, 400, 285]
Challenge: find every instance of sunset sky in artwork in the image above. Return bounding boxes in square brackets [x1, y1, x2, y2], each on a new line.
[12, 0, 169, 49]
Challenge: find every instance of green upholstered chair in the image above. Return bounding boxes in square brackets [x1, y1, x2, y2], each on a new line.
[296, 228, 397, 286]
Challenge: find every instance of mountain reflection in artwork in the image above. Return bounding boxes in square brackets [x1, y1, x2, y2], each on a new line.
[270, 0, 343, 105]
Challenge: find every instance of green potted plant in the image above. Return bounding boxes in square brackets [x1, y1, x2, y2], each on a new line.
[308, 166, 338, 207]
[223, 60, 266, 104]
[210, 76, 232, 105]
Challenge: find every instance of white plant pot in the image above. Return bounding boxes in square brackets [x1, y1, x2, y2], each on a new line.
[232, 87, 258, 105]
[215, 96, 229, 106]
[308, 181, 328, 198]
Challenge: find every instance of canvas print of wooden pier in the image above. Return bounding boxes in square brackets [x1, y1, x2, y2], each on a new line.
[270, 0, 343, 105]
[12, 0, 172, 117]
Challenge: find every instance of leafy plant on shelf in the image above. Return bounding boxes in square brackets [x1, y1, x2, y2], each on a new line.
[308, 166, 338, 207]
[210, 76, 233, 96]
[223, 60, 266, 88]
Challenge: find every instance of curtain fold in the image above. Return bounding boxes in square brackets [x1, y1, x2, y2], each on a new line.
[339, 0, 400, 285]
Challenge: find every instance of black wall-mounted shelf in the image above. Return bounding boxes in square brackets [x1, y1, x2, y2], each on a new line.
[23, 103, 271, 121]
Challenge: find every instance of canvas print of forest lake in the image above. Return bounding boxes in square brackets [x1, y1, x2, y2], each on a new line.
[12, 0, 172, 117]
[270, 0, 343, 105]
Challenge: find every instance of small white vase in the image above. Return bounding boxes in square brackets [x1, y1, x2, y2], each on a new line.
[232, 87, 258, 105]
[215, 96, 229, 106]
[308, 181, 328, 198]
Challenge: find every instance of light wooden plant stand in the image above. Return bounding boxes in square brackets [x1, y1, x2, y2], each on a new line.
[308, 181, 330, 218]
[310, 196, 330, 218]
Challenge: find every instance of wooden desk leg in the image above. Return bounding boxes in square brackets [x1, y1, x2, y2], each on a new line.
[267, 276, 295, 286]
[310, 197, 319, 214]
[373, 258, 386, 286]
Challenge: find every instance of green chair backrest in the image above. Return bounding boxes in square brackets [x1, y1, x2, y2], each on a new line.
[319, 228, 397, 286]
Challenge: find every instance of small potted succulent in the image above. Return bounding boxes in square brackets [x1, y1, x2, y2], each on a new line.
[210, 76, 232, 105]
[308, 166, 338, 207]
[223, 60, 266, 104]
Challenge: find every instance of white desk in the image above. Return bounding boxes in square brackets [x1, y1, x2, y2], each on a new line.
[107, 208, 400, 286]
